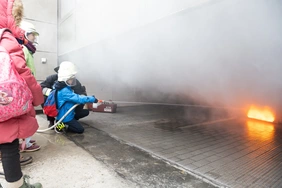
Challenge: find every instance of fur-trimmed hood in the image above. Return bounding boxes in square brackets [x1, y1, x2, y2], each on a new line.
[0, 0, 25, 40]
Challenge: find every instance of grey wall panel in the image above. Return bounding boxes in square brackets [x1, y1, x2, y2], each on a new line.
[22, 0, 57, 24]
[34, 52, 58, 81]
[22, 0, 58, 81]
[33, 22, 57, 53]
[60, 0, 75, 19]
[59, 0, 282, 115]
[58, 14, 76, 55]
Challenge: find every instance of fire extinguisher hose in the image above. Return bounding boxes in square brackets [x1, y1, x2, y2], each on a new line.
[36, 104, 79, 133]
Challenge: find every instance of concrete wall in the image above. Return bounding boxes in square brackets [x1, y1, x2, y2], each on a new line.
[22, 0, 57, 81]
[58, 0, 282, 115]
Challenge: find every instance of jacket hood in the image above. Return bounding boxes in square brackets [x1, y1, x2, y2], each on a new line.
[0, 0, 25, 40]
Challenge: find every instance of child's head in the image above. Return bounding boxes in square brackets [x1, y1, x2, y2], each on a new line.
[58, 61, 78, 86]
[20, 21, 39, 45]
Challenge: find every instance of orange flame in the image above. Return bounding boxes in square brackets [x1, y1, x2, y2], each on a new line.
[247, 105, 275, 122]
[247, 120, 274, 141]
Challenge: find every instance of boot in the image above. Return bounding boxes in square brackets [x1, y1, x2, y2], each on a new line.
[5, 175, 42, 188]
[19, 175, 42, 188]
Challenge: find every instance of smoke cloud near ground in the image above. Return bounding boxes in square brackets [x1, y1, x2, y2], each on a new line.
[60, 0, 282, 118]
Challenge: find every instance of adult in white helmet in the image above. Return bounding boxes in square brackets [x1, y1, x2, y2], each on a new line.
[54, 61, 99, 133]
[20, 21, 39, 76]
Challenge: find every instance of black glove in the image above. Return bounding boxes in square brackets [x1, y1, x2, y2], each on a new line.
[92, 95, 98, 103]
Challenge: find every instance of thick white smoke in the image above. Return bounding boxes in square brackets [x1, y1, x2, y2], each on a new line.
[59, 0, 282, 118]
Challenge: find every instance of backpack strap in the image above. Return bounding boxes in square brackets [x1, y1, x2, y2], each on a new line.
[54, 90, 66, 110]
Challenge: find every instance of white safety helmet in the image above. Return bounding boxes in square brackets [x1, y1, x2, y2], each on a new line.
[20, 21, 39, 45]
[58, 61, 78, 86]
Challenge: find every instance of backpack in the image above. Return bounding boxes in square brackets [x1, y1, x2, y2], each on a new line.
[43, 90, 59, 117]
[0, 29, 33, 122]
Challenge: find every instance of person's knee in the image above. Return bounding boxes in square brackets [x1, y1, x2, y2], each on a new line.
[77, 127, 84, 134]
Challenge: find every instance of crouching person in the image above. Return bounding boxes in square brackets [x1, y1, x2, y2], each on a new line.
[54, 61, 98, 133]
[41, 65, 88, 128]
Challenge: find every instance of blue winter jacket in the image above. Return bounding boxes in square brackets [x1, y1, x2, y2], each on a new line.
[56, 85, 95, 122]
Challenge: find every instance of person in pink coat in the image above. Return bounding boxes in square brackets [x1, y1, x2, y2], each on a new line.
[0, 0, 43, 187]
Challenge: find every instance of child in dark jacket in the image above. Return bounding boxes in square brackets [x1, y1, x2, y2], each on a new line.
[53, 61, 98, 133]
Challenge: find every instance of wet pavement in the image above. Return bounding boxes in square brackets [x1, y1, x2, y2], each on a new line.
[0, 115, 137, 188]
[2, 105, 281, 187]
[68, 123, 216, 188]
[79, 105, 282, 188]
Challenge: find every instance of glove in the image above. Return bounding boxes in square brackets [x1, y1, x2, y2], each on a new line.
[93, 96, 98, 103]
[42, 88, 52, 96]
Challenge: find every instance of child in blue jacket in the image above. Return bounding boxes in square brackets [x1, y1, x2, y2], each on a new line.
[54, 61, 98, 133]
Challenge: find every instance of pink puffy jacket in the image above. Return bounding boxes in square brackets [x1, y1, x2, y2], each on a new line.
[0, 0, 44, 144]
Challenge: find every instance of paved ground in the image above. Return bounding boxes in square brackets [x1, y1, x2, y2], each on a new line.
[0, 115, 137, 188]
[0, 107, 216, 188]
[2, 104, 281, 188]
[67, 121, 216, 188]
[80, 105, 282, 188]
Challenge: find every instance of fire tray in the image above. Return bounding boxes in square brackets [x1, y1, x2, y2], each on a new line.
[87, 101, 117, 113]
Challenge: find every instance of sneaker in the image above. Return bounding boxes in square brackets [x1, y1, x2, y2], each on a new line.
[56, 122, 66, 132]
[30, 140, 36, 144]
[20, 175, 42, 188]
[22, 144, 41, 152]
[20, 155, 33, 166]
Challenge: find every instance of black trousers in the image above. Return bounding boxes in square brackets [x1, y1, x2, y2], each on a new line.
[74, 104, 89, 120]
[0, 139, 22, 182]
[65, 106, 89, 133]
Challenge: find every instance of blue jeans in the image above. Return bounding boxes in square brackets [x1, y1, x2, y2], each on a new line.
[25, 137, 32, 148]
